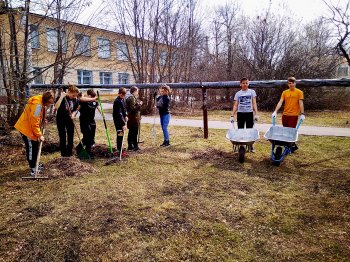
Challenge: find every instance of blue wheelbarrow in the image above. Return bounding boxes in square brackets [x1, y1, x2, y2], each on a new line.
[264, 117, 303, 166]
[226, 121, 260, 163]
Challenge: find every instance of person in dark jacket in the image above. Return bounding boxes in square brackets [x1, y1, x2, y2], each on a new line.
[54, 85, 96, 157]
[126, 86, 143, 151]
[79, 89, 100, 157]
[113, 88, 128, 152]
[156, 84, 171, 147]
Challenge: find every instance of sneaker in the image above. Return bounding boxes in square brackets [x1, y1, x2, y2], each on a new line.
[160, 141, 170, 147]
[30, 168, 35, 176]
[38, 163, 44, 171]
[127, 146, 134, 151]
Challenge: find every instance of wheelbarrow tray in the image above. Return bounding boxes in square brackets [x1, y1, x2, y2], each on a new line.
[264, 126, 298, 146]
[226, 128, 259, 146]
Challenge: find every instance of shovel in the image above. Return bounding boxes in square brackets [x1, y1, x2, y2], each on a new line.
[105, 129, 126, 165]
[65, 97, 90, 160]
[22, 110, 49, 180]
[97, 91, 114, 156]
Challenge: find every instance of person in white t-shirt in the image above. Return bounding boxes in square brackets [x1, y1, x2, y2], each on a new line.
[231, 78, 259, 151]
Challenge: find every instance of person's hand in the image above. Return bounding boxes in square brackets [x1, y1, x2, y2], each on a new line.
[122, 126, 126, 131]
[44, 119, 48, 125]
[254, 115, 259, 122]
[60, 91, 66, 98]
[272, 111, 277, 118]
[300, 113, 305, 120]
[39, 136, 45, 142]
[125, 116, 128, 122]
[230, 116, 234, 123]
[139, 101, 143, 106]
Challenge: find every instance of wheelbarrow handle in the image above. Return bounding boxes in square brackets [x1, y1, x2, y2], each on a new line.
[296, 118, 303, 130]
[272, 116, 276, 126]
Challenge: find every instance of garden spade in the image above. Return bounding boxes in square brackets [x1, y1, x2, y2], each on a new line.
[65, 97, 90, 160]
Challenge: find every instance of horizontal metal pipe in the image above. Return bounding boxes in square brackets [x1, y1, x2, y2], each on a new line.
[28, 78, 350, 90]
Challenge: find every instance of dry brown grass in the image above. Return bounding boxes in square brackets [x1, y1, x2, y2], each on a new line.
[0, 122, 349, 261]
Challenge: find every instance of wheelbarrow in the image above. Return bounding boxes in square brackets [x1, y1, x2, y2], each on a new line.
[226, 121, 260, 163]
[264, 117, 303, 166]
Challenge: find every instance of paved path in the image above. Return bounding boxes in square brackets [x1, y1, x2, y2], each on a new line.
[97, 103, 350, 137]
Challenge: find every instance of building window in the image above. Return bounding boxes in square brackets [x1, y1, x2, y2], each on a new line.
[159, 51, 167, 66]
[30, 24, 40, 49]
[172, 53, 178, 67]
[97, 38, 110, 58]
[32, 67, 43, 84]
[338, 66, 349, 77]
[77, 70, 93, 84]
[133, 45, 142, 62]
[46, 28, 67, 52]
[99, 72, 113, 84]
[117, 42, 129, 61]
[147, 48, 154, 64]
[118, 73, 129, 84]
[75, 33, 91, 56]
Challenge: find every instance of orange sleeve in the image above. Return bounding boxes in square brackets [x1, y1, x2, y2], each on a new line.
[30, 103, 43, 138]
[299, 90, 304, 100]
[280, 90, 286, 101]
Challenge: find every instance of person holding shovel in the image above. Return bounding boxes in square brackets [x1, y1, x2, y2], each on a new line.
[14, 91, 55, 176]
[113, 87, 128, 155]
[54, 85, 96, 157]
[78, 89, 100, 158]
[126, 86, 142, 151]
[272, 76, 305, 152]
[156, 84, 171, 147]
[231, 77, 258, 152]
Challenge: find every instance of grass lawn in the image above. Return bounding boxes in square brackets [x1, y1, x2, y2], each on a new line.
[172, 109, 350, 128]
[0, 122, 349, 261]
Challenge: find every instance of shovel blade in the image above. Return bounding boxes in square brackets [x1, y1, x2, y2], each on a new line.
[76, 142, 91, 160]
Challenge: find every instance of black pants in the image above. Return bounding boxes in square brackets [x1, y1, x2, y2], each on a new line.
[127, 125, 139, 149]
[21, 134, 39, 169]
[237, 112, 254, 129]
[57, 116, 74, 157]
[81, 122, 96, 154]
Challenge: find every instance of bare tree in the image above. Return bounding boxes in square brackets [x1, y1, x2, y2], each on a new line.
[323, 0, 350, 66]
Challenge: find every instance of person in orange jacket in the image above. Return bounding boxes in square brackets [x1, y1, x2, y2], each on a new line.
[14, 91, 55, 176]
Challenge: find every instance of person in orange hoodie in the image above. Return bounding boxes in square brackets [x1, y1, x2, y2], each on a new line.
[14, 91, 55, 176]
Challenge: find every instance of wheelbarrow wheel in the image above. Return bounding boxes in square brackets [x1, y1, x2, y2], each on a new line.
[238, 145, 245, 163]
[273, 146, 283, 166]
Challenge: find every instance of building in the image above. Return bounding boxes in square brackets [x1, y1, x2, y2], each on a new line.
[0, 6, 181, 93]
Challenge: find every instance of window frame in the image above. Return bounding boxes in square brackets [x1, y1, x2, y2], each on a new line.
[74, 33, 91, 56]
[30, 24, 40, 49]
[99, 72, 113, 84]
[46, 27, 67, 53]
[77, 70, 93, 85]
[118, 72, 129, 84]
[97, 37, 111, 59]
[117, 42, 129, 61]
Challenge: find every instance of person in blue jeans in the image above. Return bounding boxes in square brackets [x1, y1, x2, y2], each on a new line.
[156, 84, 171, 147]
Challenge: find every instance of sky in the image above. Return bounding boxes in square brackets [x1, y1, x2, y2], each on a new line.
[200, 0, 329, 22]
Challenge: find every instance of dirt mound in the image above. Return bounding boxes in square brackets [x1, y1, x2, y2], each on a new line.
[43, 157, 96, 178]
[91, 144, 118, 158]
[0, 131, 23, 147]
[0, 129, 60, 153]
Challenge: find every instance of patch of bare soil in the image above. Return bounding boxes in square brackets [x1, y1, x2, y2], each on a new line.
[191, 148, 232, 161]
[0, 130, 59, 154]
[43, 157, 96, 178]
[91, 144, 117, 158]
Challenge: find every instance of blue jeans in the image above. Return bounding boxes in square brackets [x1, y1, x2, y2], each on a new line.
[160, 113, 170, 141]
